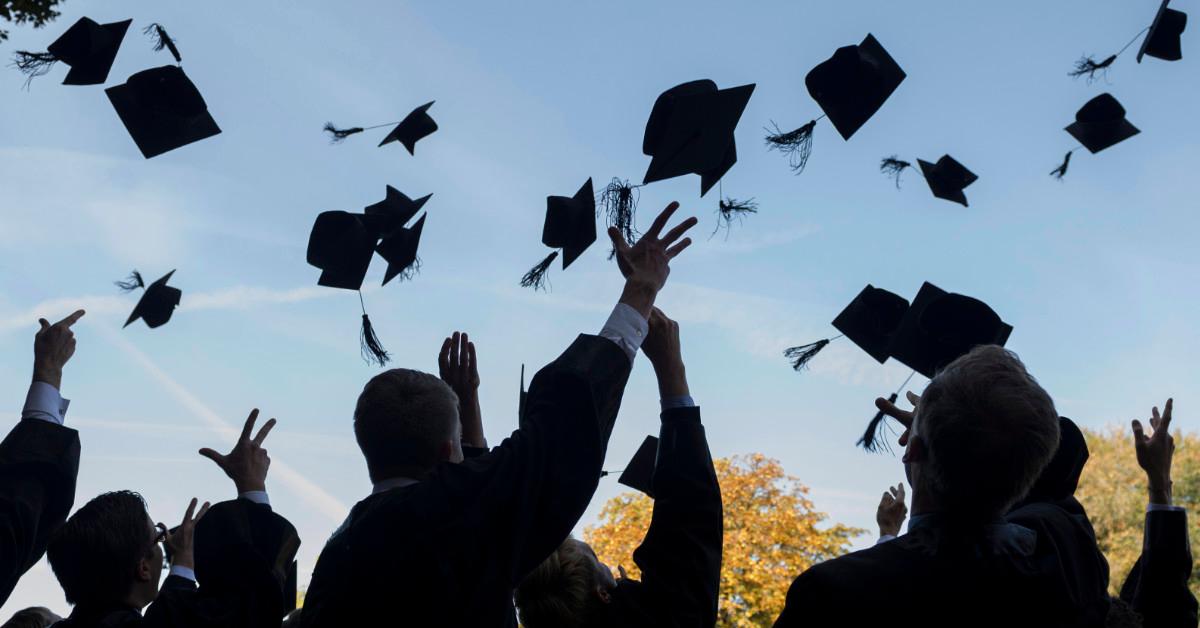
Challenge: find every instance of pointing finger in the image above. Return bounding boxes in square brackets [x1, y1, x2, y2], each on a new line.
[57, 309, 86, 328]
[644, 201, 680, 240]
[239, 409, 259, 443]
[252, 417, 277, 447]
[182, 497, 198, 525]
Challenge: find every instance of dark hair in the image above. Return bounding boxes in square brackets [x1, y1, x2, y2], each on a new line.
[354, 369, 459, 482]
[47, 491, 154, 606]
[1, 607, 59, 628]
[515, 538, 604, 628]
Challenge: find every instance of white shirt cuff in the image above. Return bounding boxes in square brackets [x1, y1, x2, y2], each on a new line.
[661, 396, 697, 411]
[598, 303, 649, 363]
[168, 565, 196, 583]
[1147, 503, 1186, 513]
[22, 381, 69, 425]
[876, 534, 898, 545]
[239, 491, 271, 506]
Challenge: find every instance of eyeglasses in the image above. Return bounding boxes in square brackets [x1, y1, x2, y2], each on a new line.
[154, 522, 168, 544]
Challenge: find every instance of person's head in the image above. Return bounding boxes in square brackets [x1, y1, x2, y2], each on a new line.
[354, 368, 462, 482]
[46, 491, 164, 610]
[903, 345, 1060, 521]
[1, 607, 61, 628]
[515, 537, 618, 628]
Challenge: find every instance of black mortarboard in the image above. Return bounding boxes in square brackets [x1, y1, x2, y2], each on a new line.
[832, 285, 910, 364]
[642, 80, 755, 196]
[378, 101, 438, 154]
[1065, 93, 1140, 154]
[917, 155, 978, 207]
[106, 65, 221, 158]
[805, 34, 906, 141]
[543, 178, 596, 268]
[363, 185, 432, 236]
[376, 213, 426, 286]
[887, 282, 1012, 379]
[617, 435, 659, 498]
[307, 211, 377, 291]
[123, 270, 182, 329]
[1139, 0, 1187, 63]
[518, 365, 530, 430]
[12, 17, 131, 86]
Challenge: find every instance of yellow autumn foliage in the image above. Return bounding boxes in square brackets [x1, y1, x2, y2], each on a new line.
[584, 454, 863, 627]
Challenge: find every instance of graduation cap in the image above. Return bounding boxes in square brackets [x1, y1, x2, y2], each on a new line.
[1139, 0, 1187, 62]
[307, 187, 433, 365]
[106, 64, 221, 158]
[520, 178, 596, 290]
[615, 435, 658, 498]
[766, 34, 905, 174]
[115, 269, 182, 329]
[784, 284, 909, 371]
[887, 281, 1013, 380]
[193, 500, 301, 607]
[323, 101, 439, 153]
[518, 365, 530, 430]
[11, 17, 132, 86]
[917, 156, 978, 207]
[1052, 93, 1140, 179]
[642, 80, 754, 196]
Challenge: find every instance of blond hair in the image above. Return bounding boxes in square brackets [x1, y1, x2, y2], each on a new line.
[515, 538, 602, 628]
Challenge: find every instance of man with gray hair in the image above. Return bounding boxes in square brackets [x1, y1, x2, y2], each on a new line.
[300, 202, 697, 628]
[775, 345, 1111, 627]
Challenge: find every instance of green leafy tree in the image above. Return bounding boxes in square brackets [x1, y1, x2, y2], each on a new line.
[1, 0, 66, 42]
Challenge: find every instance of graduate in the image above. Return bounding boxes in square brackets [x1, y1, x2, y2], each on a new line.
[299, 202, 698, 628]
[0, 310, 85, 606]
[514, 307, 722, 628]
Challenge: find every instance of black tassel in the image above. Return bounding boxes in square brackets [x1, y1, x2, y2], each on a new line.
[144, 24, 182, 63]
[394, 257, 422, 283]
[880, 156, 912, 189]
[323, 122, 365, 144]
[783, 339, 830, 371]
[520, 251, 558, 291]
[360, 313, 390, 367]
[765, 120, 816, 174]
[1069, 54, 1116, 82]
[601, 179, 639, 259]
[114, 270, 145, 293]
[11, 51, 57, 85]
[859, 393, 899, 452]
[1050, 151, 1073, 180]
[713, 197, 758, 237]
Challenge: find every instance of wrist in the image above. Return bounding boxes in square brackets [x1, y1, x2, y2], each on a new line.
[172, 555, 195, 571]
[32, 365, 63, 389]
[619, 280, 657, 318]
[1148, 481, 1172, 505]
[236, 480, 267, 494]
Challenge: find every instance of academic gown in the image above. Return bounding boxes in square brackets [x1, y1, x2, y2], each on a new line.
[0, 418, 80, 606]
[300, 335, 632, 628]
[1119, 508, 1198, 628]
[596, 406, 723, 628]
[54, 499, 300, 628]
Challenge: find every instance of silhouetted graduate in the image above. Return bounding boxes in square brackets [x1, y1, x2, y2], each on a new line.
[11, 17, 131, 86]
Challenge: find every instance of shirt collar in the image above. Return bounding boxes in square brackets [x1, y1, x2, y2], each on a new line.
[371, 476, 420, 495]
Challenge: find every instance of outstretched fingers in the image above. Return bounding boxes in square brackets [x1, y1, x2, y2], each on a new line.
[660, 215, 699, 247]
[56, 309, 86, 328]
[665, 237, 693, 259]
[252, 418, 277, 447]
[239, 409, 260, 443]
[643, 201, 680, 240]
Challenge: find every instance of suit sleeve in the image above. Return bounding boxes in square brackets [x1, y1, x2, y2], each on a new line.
[1120, 509, 1197, 628]
[426, 334, 633, 585]
[0, 419, 80, 606]
[627, 406, 722, 628]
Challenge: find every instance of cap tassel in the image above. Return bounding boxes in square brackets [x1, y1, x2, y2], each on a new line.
[114, 270, 146, 293]
[712, 197, 758, 238]
[1050, 151, 1073, 180]
[1069, 54, 1116, 82]
[783, 338, 830, 371]
[520, 251, 558, 291]
[765, 120, 816, 174]
[858, 393, 899, 453]
[601, 179, 639, 259]
[11, 51, 57, 84]
[144, 24, 182, 63]
[880, 156, 912, 189]
[360, 313, 390, 367]
[323, 123, 366, 144]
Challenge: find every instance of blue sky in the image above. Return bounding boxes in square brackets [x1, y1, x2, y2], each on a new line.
[2, 0, 1197, 616]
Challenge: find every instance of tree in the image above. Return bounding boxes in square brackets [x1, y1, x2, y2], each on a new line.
[1076, 426, 1200, 598]
[585, 454, 863, 627]
[0, 0, 66, 42]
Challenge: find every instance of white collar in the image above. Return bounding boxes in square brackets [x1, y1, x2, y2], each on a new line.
[371, 476, 420, 495]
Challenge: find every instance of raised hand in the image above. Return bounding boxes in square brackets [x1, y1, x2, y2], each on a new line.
[643, 308, 689, 399]
[875, 391, 921, 446]
[33, 309, 85, 389]
[199, 409, 276, 494]
[161, 497, 210, 570]
[876, 483, 907, 537]
[439, 331, 485, 448]
[1132, 398, 1175, 505]
[609, 201, 698, 317]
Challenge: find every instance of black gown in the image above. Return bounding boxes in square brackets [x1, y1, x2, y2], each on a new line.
[598, 405, 723, 628]
[54, 499, 299, 628]
[300, 335, 633, 628]
[0, 418, 80, 606]
[1119, 508, 1197, 628]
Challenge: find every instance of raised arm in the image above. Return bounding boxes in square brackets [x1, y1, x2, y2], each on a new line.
[627, 308, 723, 627]
[1120, 399, 1197, 628]
[439, 332, 486, 450]
[0, 310, 85, 605]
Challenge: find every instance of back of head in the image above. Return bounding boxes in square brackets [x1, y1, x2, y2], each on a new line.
[917, 345, 1060, 521]
[515, 539, 602, 628]
[46, 491, 151, 607]
[354, 368, 459, 482]
[1, 607, 60, 628]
